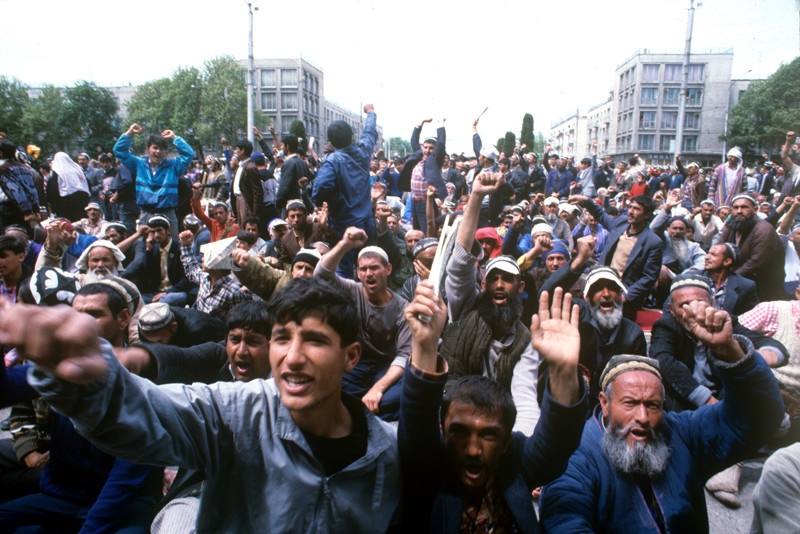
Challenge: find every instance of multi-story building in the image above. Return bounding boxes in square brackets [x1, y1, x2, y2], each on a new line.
[248, 58, 382, 152]
[551, 49, 755, 167]
[548, 111, 587, 160]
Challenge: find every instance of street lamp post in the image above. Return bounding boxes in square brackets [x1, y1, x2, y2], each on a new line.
[246, 1, 256, 144]
[675, 0, 695, 162]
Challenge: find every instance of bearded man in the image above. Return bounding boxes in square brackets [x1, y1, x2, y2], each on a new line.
[443, 171, 543, 436]
[540, 303, 784, 533]
[719, 193, 785, 301]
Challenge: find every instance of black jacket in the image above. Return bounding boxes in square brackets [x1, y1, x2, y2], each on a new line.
[122, 239, 193, 295]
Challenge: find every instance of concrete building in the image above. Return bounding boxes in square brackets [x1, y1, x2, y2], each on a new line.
[548, 111, 588, 161]
[550, 49, 755, 167]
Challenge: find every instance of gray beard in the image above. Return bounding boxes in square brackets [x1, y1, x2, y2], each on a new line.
[602, 421, 671, 477]
[670, 238, 690, 265]
[83, 265, 120, 284]
[545, 213, 557, 223]
[591, 301, 623, 330]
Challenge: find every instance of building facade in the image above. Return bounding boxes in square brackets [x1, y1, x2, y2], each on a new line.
[550, 49, 754, 167]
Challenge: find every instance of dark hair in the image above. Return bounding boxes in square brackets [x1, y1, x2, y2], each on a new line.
[628, 156, 639, 166]
[266, 277, 358, 346]
[606, 206, 619, 217]
[98, 154, 113, 164]
[235, 139, 253, 157]
[146, 135, 167, 150]
[581, 157, 592, 166]
[243, 217, 262, 231]
[0, 235, 25, 255]
[226, 300, 271, 337]
[0, 140, 17, 160]
[75, 283, 128, 318]
[629, 194, 655, 215]
[40, 162, 51, 173]
[327, 120, 353, 149]
[282, 135, 299, 154]
[236, 230, 256, 245]
[441, 375, 516, 436]
[498, 158, 510, 167]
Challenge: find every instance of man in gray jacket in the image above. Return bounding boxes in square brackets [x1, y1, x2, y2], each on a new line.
[0, 277, 400, 533]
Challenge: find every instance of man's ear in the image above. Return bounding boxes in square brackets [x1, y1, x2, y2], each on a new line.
[118, 308, 132, 331]
[386, 262, 392, 276]
[518, 280, 525, 293]
[598, 390, 610, 419]
[343, 342, 361, 372]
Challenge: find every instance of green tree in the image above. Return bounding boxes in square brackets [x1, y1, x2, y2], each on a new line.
[725, 56, 800, 155]
[0, 77, 30, 145]
[496, 137, 506, 154]
[520, 113, 535, 155]
[388, 137, 412, 157]
[290, 119, 308, 153]
[21, 85, 68, 157]
[503, 131, 516, 155]
[534, 132, 546, 155]
[60, 81, 119, 153]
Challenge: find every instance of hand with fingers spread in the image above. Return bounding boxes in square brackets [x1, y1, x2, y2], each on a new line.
[531, 288, 581, 405]
[681, 301, 745, 362]
[0, 300, 107, 384]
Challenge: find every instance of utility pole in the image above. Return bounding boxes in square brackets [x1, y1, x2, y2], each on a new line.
[675, 0, 695, 162]
[246, 1, 256, 144]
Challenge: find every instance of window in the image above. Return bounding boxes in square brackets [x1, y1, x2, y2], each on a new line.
[659, 135, 675, 152]
[684, 112, 700, 129]
[260, 69, 276, 87]
[663, 88, 680, 106]
[639, 111, 656, 129]
[687, 88, 703, 106]
[642, 64, 659, 82]
[281, 92, 298, 110]
[641, 87, 658, 105]
[281, 115, 297, 133]
[619, 74, 625, 92]
[682, 136, 698, 152]
[661, 111, 677, 129]
[260, 92, 276, 110]
[664, 64, 682, 82]
[687, 64, 704, 82]
[638, 134, 655, 151]
[281, 68, 298, 86]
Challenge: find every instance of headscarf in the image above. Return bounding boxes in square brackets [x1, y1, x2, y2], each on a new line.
[51, 152, 89, 197]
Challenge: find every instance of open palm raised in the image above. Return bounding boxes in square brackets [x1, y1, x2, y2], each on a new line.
[530, 288, 580, 370]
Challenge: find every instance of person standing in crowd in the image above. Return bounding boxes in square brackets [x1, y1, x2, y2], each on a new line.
[708, 147, 746, 207]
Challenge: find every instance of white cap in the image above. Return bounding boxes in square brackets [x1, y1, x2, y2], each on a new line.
[484, 256, 521, 279]
[583, 266, 627, 299]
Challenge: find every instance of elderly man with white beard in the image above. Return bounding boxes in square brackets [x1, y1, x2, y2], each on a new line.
[538, 235, 647, 405]
[540, 300, 785, 533]
[34, 221, 144, 343]
[651, 190, 705, 276]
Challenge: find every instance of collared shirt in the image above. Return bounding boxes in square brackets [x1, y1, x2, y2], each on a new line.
[739, 300, 800, 338]
[460, 483, 515, 534]
[159, 239, 173, 291]
[410, 161, 427, 200]
[180, 245, 254, 319]
[232, 158, 250, 196]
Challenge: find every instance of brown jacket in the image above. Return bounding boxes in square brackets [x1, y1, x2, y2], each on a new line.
[719, 218, 785, 301]
[277, 222, 339, 265]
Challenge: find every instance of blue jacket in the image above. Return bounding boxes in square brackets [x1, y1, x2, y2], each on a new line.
[540, 339, 784, 533]
[0, 363, 159, 533]
[545, 168, 574, 197]
[312, 111, 378, 235]
[113, 134, 194, 210]
[580, 200, 664, 308]
[399, 365, 588, 533]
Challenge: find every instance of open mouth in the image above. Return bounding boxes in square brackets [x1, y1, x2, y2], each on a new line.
[281, 374, 313, 394]
[629, 427, 650, 441]
[492, 291, 508, 305]
[464, 465, 484, 481]
[598, 299, 616, 312]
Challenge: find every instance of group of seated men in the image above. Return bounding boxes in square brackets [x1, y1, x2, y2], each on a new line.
[0, 110, 798, 532]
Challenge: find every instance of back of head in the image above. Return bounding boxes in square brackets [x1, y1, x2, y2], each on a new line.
[282, 135, 299, 154]
[267, 277, 358, 346]
[0, 140, 18, 161]
[327, 120, 353, 150]
[236, 230, 257, 246]
[442, 375, 516, 436]
[226, 300, 271, 337]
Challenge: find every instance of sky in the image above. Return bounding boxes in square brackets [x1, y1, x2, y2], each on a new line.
[1, 0, 798, 153]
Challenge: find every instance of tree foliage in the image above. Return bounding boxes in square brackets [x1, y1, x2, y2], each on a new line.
[388, 136, 412, 157]
[0, 77, 30, 145]
[21, 85, 69, 155]
[503, 131, 516, 156]
[520, 113, 535, 155]
[59, 81, 120, 153]
[725, 56, 800, 156]
[289, 119, 308, 153]
[496, 137, 506, 154]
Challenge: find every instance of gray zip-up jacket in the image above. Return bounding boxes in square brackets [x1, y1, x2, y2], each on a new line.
[29, 345, 400, 533]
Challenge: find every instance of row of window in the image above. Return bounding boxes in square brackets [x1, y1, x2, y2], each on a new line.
[618, 134, 697, 152]
[641, 63, 704, 83]
[259, 68, 320, 93]
[640, 87, 703, 106]
[638, 111, 700, 130]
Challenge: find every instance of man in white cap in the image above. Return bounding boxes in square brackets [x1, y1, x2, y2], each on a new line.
[314, 226, 411, 420]
[691, 199, 723, 248]
[708, 147, 745, 207]
[74, 201, 109, 237]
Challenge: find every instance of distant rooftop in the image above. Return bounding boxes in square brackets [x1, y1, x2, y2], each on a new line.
[616, 48, 734, 70]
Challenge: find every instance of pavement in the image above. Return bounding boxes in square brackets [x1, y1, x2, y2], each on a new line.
[0, 407, 764, 533]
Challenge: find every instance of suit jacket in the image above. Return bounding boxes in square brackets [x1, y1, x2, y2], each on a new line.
[277, 222, 339, 266]
[122, 239, 192, 295]
[704, 270, 759, 316]
[581, 200, 664, 308]
[237, 160, 263, 219]
[276, 155, 313, 214]
[397, 126, 447, 200]
[719, 218, 785, 301]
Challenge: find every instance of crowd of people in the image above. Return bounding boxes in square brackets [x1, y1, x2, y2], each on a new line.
[0, 109, 798, 532]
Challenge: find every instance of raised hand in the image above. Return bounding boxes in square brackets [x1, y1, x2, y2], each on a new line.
[342, 227, 368, 249]
[161, 130, 176, 141]
[405, 281, 447, 368]
[574, 235, 596, 262]
[126, 124, 143, 137]
[230, 248, 251, 268]
[568, 194, 589, 205]
[788, 131, 796, 142]
[224, 216, 236, 232]
[681, 301, 744, 362]
[530, 288, 580, 404]
[531, 235, 553, 256]
[178, 230, 194, 247]
[363, 103, 374, 113]
[253, 126, 263, 139]
[0, 299, 107, 384]
[471, 171, 504, 197]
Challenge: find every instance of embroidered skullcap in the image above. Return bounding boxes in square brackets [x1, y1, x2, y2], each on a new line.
[599, 355, 662, 392]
